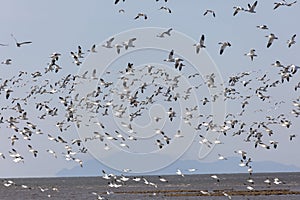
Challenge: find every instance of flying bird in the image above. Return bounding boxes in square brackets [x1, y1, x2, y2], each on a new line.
[203, 9, 216, 17]
[245, 1, 258, 13]
[134, 13, 147, 20]
[256, 25, 269, 30]
[244, 49, 257, 61]
[11, 34, 32, 47]
[266, 33, 278, 48]
[274, 0, 297, 9]
[287, 34, 296, 48]
[123, 38, 136, 50]
[233, 6, 244, 16]
[87, 44, 97, 53]
[218, 41, 231, 55]
[193, 34, 206, 54]
[102, 37, 115, 48]
[157, 28, 173, 38]
[115, 44, 123, 54]
[1, 59, 12, 65]
[159, 6, 172, 13]
[164, 49, 175, 62]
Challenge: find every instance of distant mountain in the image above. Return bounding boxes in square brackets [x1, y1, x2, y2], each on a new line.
[56, 157, 300, 177]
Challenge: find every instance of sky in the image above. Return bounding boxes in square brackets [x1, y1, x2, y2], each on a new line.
[0, 0, 299, 178]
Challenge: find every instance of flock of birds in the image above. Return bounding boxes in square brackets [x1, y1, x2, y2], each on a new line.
[0, 0, 299, 199]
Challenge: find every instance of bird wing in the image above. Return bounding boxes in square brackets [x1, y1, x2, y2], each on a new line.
[169, 50, 174, 59]
[251, 1, 258, 10]
[220, 45, 225, 55]
[273, 3, 281, 10]
[200, 34, 205, 46]
[108, 37, 115, 43]
[196, 46, 200, 54]
[267, 38, 273, 48]
[19, 41, 32, 45]
[129, 38, 136, 42]
[233, 9, 238, 16]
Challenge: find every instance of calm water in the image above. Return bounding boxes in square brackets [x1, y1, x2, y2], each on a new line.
[0, 172, 299, 200]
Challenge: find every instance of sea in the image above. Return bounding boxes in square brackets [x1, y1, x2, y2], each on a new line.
[0, 172, 299, 200]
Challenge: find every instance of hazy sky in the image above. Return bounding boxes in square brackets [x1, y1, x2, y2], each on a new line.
[0, 0, 299, 177]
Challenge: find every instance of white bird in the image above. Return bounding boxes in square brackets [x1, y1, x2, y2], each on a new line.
[0, 153, 5, 159]
[123, 38, 136, 50]
[271, 60, 284, 68]
[256, 25, 269, 30]
[193, 34, 206, 54]
[87, 44, 97, 53]
[176, 169, 184, 177]
[211, 175, 220, 182]
[28, 145, 38, 157]
[9, 135, 18, 146]
[274, 177, 283, 185]
[115, 44, 123, 54]
[164, 49, 175, 62]
[132, 177, 141, 182]
[266, 33, 278, 48]
[234, 150, 247, 160]
[70, 51, 82, 66]
[245, 1, 258, 13]
[157, 28, 173, 38]
[218, 154, 227, 160]
[155, 139, 164, 149]
[244, 49, 257, 61]
[102, 37, 114, 48]
[274, 1, 285, 9]
[218, 42, 231, 55]
[46, 149, 57, 158]
[158, 176, 168, 182]
[233, 6, 244, 16]
[188, 168, 197, 172]
[247, 185, 254, 190]
[264, 178, 271, 185]
[1, 59, 12, 65]
[223, 192, 232, 199]
[120, 175, 130, 182]
[287, 34, 296, 48]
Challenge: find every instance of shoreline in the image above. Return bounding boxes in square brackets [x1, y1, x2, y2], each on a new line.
[1, 171, 300, 180]
[111, 189, 300, 197]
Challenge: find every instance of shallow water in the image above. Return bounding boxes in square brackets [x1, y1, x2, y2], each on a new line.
[0, 172, 299, 199]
